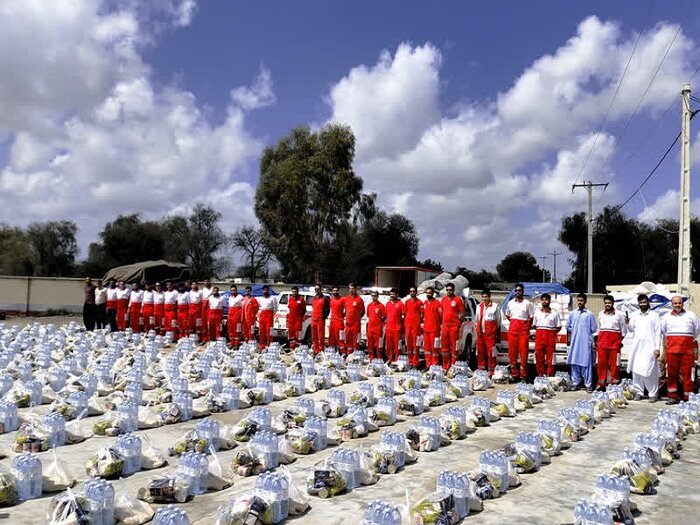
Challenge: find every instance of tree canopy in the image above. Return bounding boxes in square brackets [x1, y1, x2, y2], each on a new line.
[496, 251, 549, 282]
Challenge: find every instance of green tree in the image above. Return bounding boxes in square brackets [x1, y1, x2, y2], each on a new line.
[186, 203, 227, 279]
[231, 226, 273, 282]
[496, 251, 548, 282]
[255, 124, 370, 281]
[0, 224, 33, 275]
[161, 215, 191, 264]
[26, 220, 78, 276]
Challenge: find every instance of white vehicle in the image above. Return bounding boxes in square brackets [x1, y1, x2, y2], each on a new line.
[271, 290, 318, 343]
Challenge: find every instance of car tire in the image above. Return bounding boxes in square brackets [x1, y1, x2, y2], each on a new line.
[465, 335, 477, 370]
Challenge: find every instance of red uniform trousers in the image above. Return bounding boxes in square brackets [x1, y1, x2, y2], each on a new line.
[142, 304, 154, 334]
[345, 322, 360, 353]
[227, 307, 242, 346]
[534, 329, 557, 377]
[287, 318, 303, 349]
[328, 319, 344, 351]
[164, 304, 177, 337]
[311, 319, 325, 354]
[366, 326, 383, 360]
[189, 303, 203, 339]
[242, 318, 254, 342]
[177, 309, 189, 339]
[129, 303, 142, 333]
[385, 329, 401, 363]
[208, 309, 223, 341]
[508, 320, 530, 379]
[440, 326, 459, 370]
[201, 302, 210, 341]
[116, 300, 128, 331]
[154, 305, 164, 334]
[423, 331, 439, 368]
[258, 310, 274, 348]
[405, 324, 421, 367]
[667, 336, 695, 401]
[477, 332, 497, 373]
[596, 331, 622, 387]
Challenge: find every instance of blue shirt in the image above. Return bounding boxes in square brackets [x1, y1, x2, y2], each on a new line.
[567, 307, 597, 367]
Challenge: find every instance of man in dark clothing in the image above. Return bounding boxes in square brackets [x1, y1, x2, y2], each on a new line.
[83, 277, 97, 331]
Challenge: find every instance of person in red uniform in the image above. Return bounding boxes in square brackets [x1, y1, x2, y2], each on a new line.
[201, 279, 213, 342]
[328, 286, 346, 352]
[227, 285, 244, 347]
[257, 285, 277, 349]
[440, 283, 465, 370]
[422, 286, 442, 368]
[153, 282, 165, 335]
[533, 293, 561, 377]
[188, 281, 204, 341]
[311, 284, 330, 354]
[163, 282, 179, 339]
[127, 282, 144, 333]
[385, 288, 405, 364]
[242, 286, 259, 342]
[115, 281, 129, 331]
[176, 284, 190, 340]
[141, 282, 155, 334]
[106, 280, 118, 332]
[596, 295, 628, 390]
[287, 286, 307, 349]
[404, 287, 423, 368]
[505, 283, 534, 381]
[366, 291, 386, 361]
[660, 295, 700, 404]
[476, 289, 501, 375]
[207, 287, 224, 341]
[344, 283, 365, 354]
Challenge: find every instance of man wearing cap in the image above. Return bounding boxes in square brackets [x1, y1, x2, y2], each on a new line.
[626, 293, 661, 402]
[660, 295, 700, 404]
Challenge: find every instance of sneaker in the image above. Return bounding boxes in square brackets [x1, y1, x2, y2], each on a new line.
[586, 386, 594, 393]
[633, 394, 643, 401]
[648, 397, 657, 403]
[665, 398, 680, 405]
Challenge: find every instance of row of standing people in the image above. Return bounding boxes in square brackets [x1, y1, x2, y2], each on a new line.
[475, 283, 699, 404]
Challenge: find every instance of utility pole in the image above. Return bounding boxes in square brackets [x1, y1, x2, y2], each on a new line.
[678, 83, 692, 296]
[549, 250, 562, 283]
[572, 181, 609, 293]
[539, 256, 548, 283]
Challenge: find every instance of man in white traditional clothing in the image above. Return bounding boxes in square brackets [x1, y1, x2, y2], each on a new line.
[626, 293, 661, 403]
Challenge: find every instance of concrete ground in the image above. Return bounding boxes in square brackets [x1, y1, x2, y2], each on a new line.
[0, 317, 698, 524]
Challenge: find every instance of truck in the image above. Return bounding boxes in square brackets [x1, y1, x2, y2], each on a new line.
[374, 266, 441, 296]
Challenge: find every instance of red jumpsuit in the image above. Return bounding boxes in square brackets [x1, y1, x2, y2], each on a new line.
[242, 296, 259, 342]
[207, 296, 224, 341]
[476, 301, 500, 374]
[176, 293, 190, 339]
[188, 290, 204, 340]
[328, 296, 346, 351]
[344, 294, 365, 353]
[440, 295, 465, 369]
[163, 290, 179, 338]
[660, 309, 699, 401]
[287, 295, 307, 349]
[505, 298, 534, 380]
[116, 289, 129, 331]
[596, 310, 626, 388]
[227, 293, 244, 346]
[385, 299, 405, 363]
[311, 295, 328, 354]
[141, 291, 155, 334]
[366, 302, 386, 360]
[404, 297, 423, 367]
[422, 298, 442, 368]
[533, 308, 560, 377]
[201, 287, 213, 341]
[257, 296, 277, 349]
[153, 292, 164, 334]
[128, 290, 143, 333]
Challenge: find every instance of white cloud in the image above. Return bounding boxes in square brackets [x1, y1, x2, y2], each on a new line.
[230, 66, 276, 111]
[637, 189, 700, 223]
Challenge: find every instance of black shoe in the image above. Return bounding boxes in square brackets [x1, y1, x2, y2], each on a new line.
[570, 385, 581, 392]
[596, 386, 605, 392]
[648, 397, 658, 403]
[586, 387, 594, 393]
[665, 398, 680, 405]
[509, 377, 519, 384]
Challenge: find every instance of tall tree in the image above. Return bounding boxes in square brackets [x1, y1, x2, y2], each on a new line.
[186, 203, 227, 279]
[0, 224, 33, 275]
[230, 226, 273, 282]
[161, 215, 191, 264]
[255, 124, 370, 281]
[26, 220, 78, 276]
[496, 251, 548, 282]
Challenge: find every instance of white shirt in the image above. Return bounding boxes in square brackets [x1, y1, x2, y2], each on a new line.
[116, 289, 130, 301]
[533, 308, 561, 331]
[505, 298, 534, 321]
[258, 295, 277, 312]
[176, 292, 190, 306]
[660, 309, 700, 338]
[202, 286, 213, 300]
[208, 295, 224, 310]
[626, 309, 661, 377]
[153, 291, 164, 305]
[128, 290, 144, 306]
[597, 309, 627, 336]
[164, 290, 179, 305]
[94, 287, 107, 306]
[189, 289, 203, 304]
[142, 290, 154, 305]
[106, 288, 118, 302]
[228, 294, 244, 308]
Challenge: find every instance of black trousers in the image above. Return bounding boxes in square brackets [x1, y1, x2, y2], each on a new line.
[95, 304, 108, 329]
[83, 303, 96, 331]
[107, 308, 118, 332]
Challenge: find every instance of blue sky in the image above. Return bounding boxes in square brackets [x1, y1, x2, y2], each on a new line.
[1, 0, 699, 279]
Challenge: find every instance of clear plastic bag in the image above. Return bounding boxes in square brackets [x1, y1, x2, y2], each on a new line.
[43, 447, 76, 493]
[141, 434, 167, 470]
[47, 488, 91, 524]
[279, 465, 309, 516]
[137, 406, 163, 429]
[115, 478, 154, 524]
[208, 445, 234, 491]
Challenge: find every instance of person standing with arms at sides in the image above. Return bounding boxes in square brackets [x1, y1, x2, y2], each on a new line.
[660, 295, 700, 404]
[476, 289, 500, 376]
[505, 284, 534, 382]
[127, 282, 144, 333]
[344, 283, 365, 355]
[242, 286, 259, 343]
[287, 286, 307, 349]
[596, 294, 627, 390]
[423, 286, 443, 368]
[257, 285, 277, 349]
[385, 288, 405, 364]
[94, 280, 107, 330]
[328, 286, 346, 352]
[207, 287, 224, 341]
[106, 280, 119, 332]
[567, 293, 597, 392]
[227, 285, 244, 347]
[83, 277, 97, 331]
[153, 282, 165, 335]
[141, 283, 155, 334]
[404, 287, 423, 368]
[163, 282, 179, 339]
[115, 281, 130, 331]
[176, 284, 190, 340]
[187, 281, 203, 340]
[626, 294, 661, 402]
[533, 293, 561, 377]
[366, 291, 386, 361]
[311, 284, 329, 354]
[440, 283, 465, 370]
[201, 279, 213, 341]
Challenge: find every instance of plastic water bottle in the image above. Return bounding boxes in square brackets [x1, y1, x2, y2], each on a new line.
[452, 360, 469, 376]
[358, 382, 376, 406]
[221, 385, 240, 411]
[436, 470, 469, 519]
[248, 408, 272, 431]
[84, 479, 115, 525]
[418, 416, 441, 451]
[346, 364, 362, 382]
[118, 400, 139, 432]
[173, 392, 193, 422]
[451, 375, 471, 397]
[251, 430, 279, 470]
[516, 382, 534, 403]
[327, 389, 346, 417]
[242, 366, 257, 388]
[446, 406, 467, 430]
[153, 505, 191, 525]
[331, 447, 360, 490]
[114, 434, 143, 475]
[376, 397, 397, 424]
[496, 390, 515, 413]
[471, 396, 492, 423]
[12, 453, 42, 500]
[0, 400, 18, 433]
[17, 362, 32, 382]
[405, 389, 425, 415]
[24, 380, 43, 406]
[347, 404, 368, 425]
[575, 399, 595, 424]
[427, 365, 445, 382]
[380, 430, 406, 468]
[48, 367, 67, 392]
[297, 397, 316, 418]
[304, 415, 328, 450]
[516, 431, 542, 469]
[43, 412, 66, 447]
[258, 379, 274, 404]
[195, 418, 221, 450]
[124, 382, 143, 405]
[79, 373, 98, 397]
[171, 377, 189, 393]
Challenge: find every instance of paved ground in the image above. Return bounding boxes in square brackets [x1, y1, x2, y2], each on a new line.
[1, 317, 699, 524]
